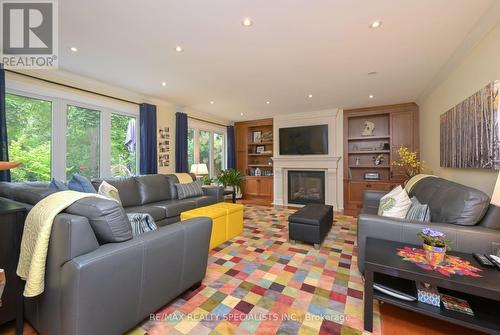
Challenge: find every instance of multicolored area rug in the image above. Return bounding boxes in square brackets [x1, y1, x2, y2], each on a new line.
[129, 205, 380, 335]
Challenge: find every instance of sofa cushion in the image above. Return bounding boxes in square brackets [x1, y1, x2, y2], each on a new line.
[175, 181, 203, 200]
[92, 177, 142, 208]
[65, 197, 133, 244]
[49, 178, 68, 191]
[136, 175, 172, 204]
[410, 177, 490, 226]
[98, 181, 122, 205]
[68, 174, 96, 193]
[405, 197, 430, 222]
[11, 186, 57, 205]
[165, 174, 195, 199]
[152, 199, 197, 218]
[124, 205, 166, 222]
[190, 195, 217, 207]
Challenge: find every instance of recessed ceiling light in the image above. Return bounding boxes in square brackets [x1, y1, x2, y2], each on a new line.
[369, 94, 374, 99]
[308, 94, 313, 98]
[210, 101, 215, 105]
[266, 101, 270, 105]
[240, 113, 244, 116]
[242, 18, 253, 27]
[70, 46, 78, 52]
[369, 21, 382, 29]
[161, 82, 167, 86]
[175, 45, 183, 52]
[368, 71, 377, 75]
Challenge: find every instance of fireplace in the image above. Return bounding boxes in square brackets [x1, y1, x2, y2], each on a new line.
[287, 170, 325, 205]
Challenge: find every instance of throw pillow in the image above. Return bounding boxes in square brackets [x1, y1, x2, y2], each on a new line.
[378, 185, 411, 218]
[68, 174, 96, 193]
[127, 213, 157, 236]
[175, 181, 203, 200]
[405, 196, 431, 222]
[98, 181, 122, 205]
[49, 178, 68, 191]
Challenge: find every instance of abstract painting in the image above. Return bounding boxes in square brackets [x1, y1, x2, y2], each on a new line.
[440, 80, 500, 169]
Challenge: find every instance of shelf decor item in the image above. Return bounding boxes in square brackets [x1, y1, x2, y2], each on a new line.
[256, 145, 265, 153]
[362, 120, 375, 136]
[417, 228, 450, 267]
[416, 282, 440, 307]
[373, 154, 384, 166]
[392, 146, 425, 180]
[252, 131, 262, 143]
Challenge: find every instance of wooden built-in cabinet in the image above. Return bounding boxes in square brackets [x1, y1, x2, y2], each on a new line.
[343, 103, 419, 215]
[234, 118, 274, 201]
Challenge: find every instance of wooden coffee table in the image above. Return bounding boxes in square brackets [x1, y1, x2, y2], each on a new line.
[363, 237, 500, 334]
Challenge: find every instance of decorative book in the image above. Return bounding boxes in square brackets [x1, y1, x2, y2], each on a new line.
[441, 294, 474, 316]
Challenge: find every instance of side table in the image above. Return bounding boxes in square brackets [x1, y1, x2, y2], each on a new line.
[0, 199, 27, 335]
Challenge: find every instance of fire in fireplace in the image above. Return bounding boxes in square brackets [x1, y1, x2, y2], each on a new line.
[287, 170, 325, 205]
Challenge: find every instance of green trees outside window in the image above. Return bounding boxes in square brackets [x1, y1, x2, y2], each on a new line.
[6, 93, 52, 182]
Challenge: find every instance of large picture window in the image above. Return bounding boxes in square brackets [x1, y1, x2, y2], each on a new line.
[5, 89, 139, 182]
[5, 93, 52, 182]
[187, 122, 226, 178]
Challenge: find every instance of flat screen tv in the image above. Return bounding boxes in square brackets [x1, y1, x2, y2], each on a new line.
[279, 124, 328, 155]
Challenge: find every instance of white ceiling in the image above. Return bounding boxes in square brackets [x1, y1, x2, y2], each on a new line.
[58, 0, 495, 120]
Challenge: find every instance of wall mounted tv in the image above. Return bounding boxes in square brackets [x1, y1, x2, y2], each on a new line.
[279, 124, 328, 155]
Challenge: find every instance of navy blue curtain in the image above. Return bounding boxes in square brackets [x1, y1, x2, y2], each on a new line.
[0, 64, 10, 182]
[139, 103, 157, 175]
[227, 125, 236, 169]
[175, 112, 189, 173]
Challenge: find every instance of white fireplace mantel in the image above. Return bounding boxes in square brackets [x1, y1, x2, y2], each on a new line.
[272, 109, 344, 209]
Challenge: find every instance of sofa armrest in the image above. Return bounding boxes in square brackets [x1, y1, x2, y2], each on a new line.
[59, 217, 212, 335]
[202, 185, 224, 202]
[357, 214, 500, 273]
[362, 190, 387, 209]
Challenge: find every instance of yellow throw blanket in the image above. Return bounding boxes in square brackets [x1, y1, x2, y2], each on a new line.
[173, 173, 194, 184]
[17, 190, 106, 297]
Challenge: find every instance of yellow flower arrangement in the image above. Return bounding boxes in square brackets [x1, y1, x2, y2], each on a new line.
[392, 147, 425, 178]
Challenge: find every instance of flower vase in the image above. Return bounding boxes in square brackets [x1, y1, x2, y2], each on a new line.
[423, 243, 446, 267]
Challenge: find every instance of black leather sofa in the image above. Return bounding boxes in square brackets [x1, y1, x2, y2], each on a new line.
[0, 173, 224, 335]
[357, 176, 500, 273]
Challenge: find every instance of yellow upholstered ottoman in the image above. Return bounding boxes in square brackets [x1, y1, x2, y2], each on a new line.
[180, 207, 227, 249]
[208, 203, 245, 240]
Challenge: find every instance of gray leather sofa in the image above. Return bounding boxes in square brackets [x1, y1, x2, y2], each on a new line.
[357, 176, 500, 273]
[0, 173, 224, 335]
[91, 174, 224, 226]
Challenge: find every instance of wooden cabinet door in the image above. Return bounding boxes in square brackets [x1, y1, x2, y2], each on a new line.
[391, 111, 414, 180]
[348, 181, 392, 208]
[259, 178, 273, 197]
[245, 178, 259, 196]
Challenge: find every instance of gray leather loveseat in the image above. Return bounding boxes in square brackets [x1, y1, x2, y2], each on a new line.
[357, 176, 500, 273]
[0, 173, 224, 335]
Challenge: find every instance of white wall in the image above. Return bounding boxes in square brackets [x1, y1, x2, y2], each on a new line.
[417, 21, 500, 195]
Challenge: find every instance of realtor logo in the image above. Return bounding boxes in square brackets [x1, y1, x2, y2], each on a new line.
[1, 0, 58, 68]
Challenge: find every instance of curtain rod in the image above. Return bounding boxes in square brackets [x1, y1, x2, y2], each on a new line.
[188, 115, 227, 128]
[5, 69, 141, 105]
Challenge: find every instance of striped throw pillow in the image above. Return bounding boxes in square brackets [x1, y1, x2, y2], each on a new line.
[405, 197, 431, 222]
[175, 180, 203, 199]
[127, 213, 157, 236]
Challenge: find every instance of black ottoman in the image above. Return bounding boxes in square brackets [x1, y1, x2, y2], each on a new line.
[288, 204, 333, 249]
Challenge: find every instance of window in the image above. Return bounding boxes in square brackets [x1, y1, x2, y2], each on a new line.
[187, 122, 226, 178]
[5, 87, 139, 182]
[111, 114, 137, 176]
[5, 93, 52, 182]
[66, 105, 101, 179]
[187, 128, 195, 169]
[213, 132, 224, 175]
[198, 130, 211, 176]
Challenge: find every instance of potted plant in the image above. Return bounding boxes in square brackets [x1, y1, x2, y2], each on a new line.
[417, 228, 451, 267]
[216, 169, 245, 202]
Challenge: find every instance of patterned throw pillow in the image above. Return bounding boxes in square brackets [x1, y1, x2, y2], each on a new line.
[405, 197, 431, 222]
[378, 185, 412, 219]
[98, 181, 122, 205]
[68, 174, 96, 193]
[175, 180, 203, 199]
[127, 213, 157, 236]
